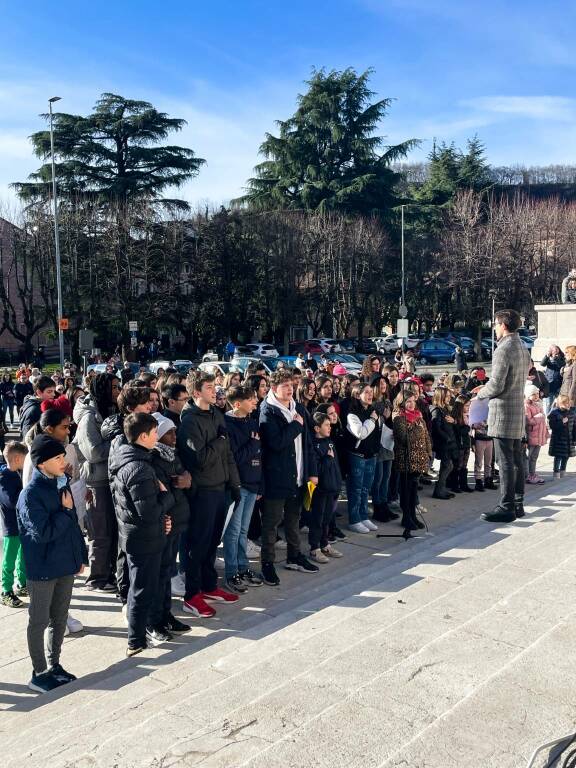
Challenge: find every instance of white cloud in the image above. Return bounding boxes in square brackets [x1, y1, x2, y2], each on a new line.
[463, 96, 576, 122]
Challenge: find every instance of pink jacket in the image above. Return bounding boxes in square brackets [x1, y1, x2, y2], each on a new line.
[525, 400, 549, 446]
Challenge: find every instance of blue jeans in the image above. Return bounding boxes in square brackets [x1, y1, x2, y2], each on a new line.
[222, 488, 257, 578]
[371, 459, 392, 504]
[346, 454, 377, 525]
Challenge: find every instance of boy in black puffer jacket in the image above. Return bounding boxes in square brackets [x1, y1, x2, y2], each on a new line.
[150, 413, 192, 634]
[108, 413, 174, 656]
[309, 413, 343, 563]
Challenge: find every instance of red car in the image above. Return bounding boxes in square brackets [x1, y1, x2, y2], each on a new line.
[288, 340, 324, 355]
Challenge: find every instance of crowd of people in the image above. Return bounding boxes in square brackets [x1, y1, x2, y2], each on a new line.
[1, 309, 575, 694]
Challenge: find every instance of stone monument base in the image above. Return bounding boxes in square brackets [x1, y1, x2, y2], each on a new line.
[533, 304, 576, 361]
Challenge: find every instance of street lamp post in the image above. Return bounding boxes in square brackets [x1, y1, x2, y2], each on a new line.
[48, 96, 65, 369]
[400, 204, 405, 309]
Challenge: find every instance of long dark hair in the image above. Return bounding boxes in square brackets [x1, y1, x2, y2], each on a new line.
[89, 373, 119, 419]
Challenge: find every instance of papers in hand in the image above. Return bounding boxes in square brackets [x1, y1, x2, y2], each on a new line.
[469, 398, 489, 425]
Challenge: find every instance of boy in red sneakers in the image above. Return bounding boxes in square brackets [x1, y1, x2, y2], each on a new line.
[177, 372, 241, 618]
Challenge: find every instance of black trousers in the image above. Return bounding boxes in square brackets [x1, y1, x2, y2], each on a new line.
[126, 551, 162, 648]
[399, 472, 419, 528]
[261, 489, 303, 564]
[149, 532, 179, 628]
[436, 457, 453, 493]
[493, 437, 524, 510]
[184, 489, 227, 600]
[308, 492, 336, 551]
[116, 548, 130, 605]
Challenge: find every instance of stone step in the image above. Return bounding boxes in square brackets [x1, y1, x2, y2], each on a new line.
[41, 519, 576, 768]
[6, 497, 576, 767]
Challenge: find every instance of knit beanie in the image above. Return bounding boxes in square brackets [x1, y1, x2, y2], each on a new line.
[30, 435, 65, 468]
[333, 364, 347, 376]
[524, 384, 540, 398]
[152, 412, 176, 440]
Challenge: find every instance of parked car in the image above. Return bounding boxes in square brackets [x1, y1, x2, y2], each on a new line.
[352, 337, 378, 354]
[313, 353, 363, 373]
[231, 345, 253, 358]
[416, 339, 458, 365]
[335, 338, 356, 352]
[267, 355, 298, 370]
[244, 343, 279, 358]
[202, 351, 219, 362]
[428, 334, 476, 360]
[289, 340, 324, 355]
[230, 357, 275, 375]
[374, 334, 420, 353]
[307, 338, 342, 353]
[198, 361, 235, 376]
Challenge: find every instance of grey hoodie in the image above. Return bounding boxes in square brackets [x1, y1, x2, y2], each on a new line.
[73, 395, 111, 488]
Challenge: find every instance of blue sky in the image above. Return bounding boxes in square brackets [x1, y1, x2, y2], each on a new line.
[1, 0, 575, 210]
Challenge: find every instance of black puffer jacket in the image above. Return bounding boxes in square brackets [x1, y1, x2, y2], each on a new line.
[430, 405, 458, 460]
[108, 435, 174, 555]
[177, 402, 240, 492]
[101, 413, 124, 442]
[19, 395, 42, 438]
[150, 446, 190, 535]
[548, 407, 576, 459]
[313, 436, 342, 495]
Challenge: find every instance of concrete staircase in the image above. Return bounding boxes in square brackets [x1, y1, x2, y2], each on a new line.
[1, 466, 576, 767]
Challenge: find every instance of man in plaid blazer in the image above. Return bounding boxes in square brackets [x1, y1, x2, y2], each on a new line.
[475, 309, 531, 522]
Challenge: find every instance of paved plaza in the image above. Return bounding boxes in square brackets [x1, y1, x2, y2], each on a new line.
[1, 452, 575, 768]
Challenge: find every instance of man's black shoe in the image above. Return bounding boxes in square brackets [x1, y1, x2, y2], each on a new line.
[481, 506, 516, 523]
[432, 491, 454, 500]
[261, 562, 280, 586]
[514, 502, 525, 518]
[475, 479, 485, 492]
[484, 477, 497, 490]
[165, 614, 191, 633]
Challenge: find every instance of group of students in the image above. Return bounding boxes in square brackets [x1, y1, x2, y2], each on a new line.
[2, 339, 576, 695]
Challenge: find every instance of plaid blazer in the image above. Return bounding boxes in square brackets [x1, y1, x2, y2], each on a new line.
[476, 333, 531, 439]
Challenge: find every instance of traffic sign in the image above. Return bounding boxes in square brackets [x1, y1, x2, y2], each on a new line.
[397, 318, 409, 338]
[59, 318, 69, 331]
[129, 321, 138, 332]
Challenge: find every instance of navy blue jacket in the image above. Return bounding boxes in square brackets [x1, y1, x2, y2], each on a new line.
[0, 464, 22, 537]
[225, 412, 262, 494]
[313, 436, 342, 495]
[259, 398, 318, 500]
[16, 469, 88, 581]
[548, 407, 576, 458]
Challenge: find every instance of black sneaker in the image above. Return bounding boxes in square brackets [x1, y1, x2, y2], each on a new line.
[1, 591, 24, 608]
[225, 574, 249, 594]
[328, 527, 347, 543]
[165, 614, 191, 633]
[16, 585, 28, 598]
[28, 670, 66, 693]
[261, 562, 280, 586]
[49, 663, 77, 683]
[145, 627, 173, 646]
[285, 553, 319, 574]
[239, 569, 263, 587]
[84, 580, 116, 592]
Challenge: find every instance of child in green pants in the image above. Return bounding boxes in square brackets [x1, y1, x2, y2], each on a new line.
[1, 441, 28, 607]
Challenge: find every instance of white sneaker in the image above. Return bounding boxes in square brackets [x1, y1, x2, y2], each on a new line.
[246, 540, 261, 560]
[66, 614, 83, 633]
[362, 519, 378, 531]
[348, 522, 370, 534]
[171, 573, 186, 597]
[321, 545, 343, 558]
[309, 548, 329, 564]
[416, 504, 428, 515]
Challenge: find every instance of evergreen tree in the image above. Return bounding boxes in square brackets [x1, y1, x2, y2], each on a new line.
[459, 136, 492, 190]
[14, 93, 205, 210]
[236, 68, 418, 216]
